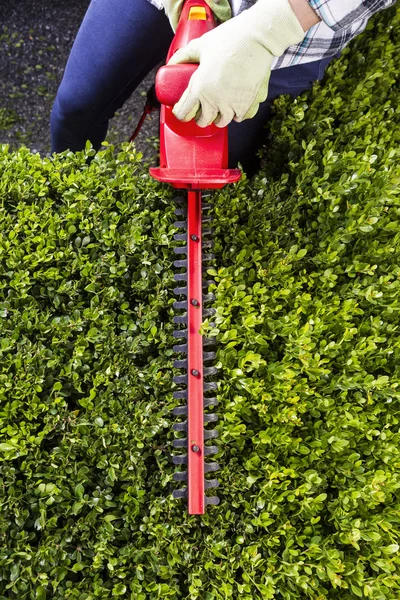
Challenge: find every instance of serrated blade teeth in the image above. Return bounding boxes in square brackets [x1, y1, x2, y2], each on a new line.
[173, 329, 187, 339]
[174, 233, 187, 242]
[204, 413, 218, 423]
[173, 343, 188, 354]
[174, 221, 187, 229]
[203, 293, 215, 304]
[204, 445, 219, 456]
[173, 389, 187, 400]
[204, 429, 218, 440]
[173, 374, 187, 385]
[202, 279, 215, 287]
[204, 381, 217, 392]
[174, 208, 186, 216]
[172, 404, 188, 415]
[204, 397, 218, 408]
[203, 338, 216, 348]
[173, 286, 188, 296]
[172, 488, 188, 499]
[174, 273, 187, 282]
[172, 437, 187, 448]
[205, 479, 219, 489]
[204, 366, 218, 377]
[172, 455, 188, 465]
[173, 315, 187, 325]
[174, 246, 188, 255]
[171, 191, 220, 512]
[173, 359, 187, 369]
[173, 421, 188, 432]
[173, 301, 187, 310]
[174, 259, 187, 269]
[205, 462, 219, 472]
[205, 496, 220, 506]
[173, 471, 188, 482]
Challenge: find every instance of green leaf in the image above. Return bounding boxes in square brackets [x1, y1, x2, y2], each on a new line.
[383, 544, 399, 554]
[112, 584, 127, 596]
[0, 443, 17, 452]
[75, 484, 84, 499]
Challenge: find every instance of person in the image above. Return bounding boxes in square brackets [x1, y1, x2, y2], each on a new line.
[50, 0, 396, 171]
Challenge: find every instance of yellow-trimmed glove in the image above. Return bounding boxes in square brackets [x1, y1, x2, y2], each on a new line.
[163, 0, 231, 32]
[168, 0, 305, 127]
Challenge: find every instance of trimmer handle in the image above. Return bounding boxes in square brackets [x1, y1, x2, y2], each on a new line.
[155, 0, 215, 106]
[156, 64, 197, 106]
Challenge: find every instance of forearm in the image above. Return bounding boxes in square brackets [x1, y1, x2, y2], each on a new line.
[288, 0, 320, 30]
[307, 0, 396, 31]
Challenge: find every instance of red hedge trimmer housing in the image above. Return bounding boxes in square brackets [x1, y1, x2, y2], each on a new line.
[149, 0, 241, 514]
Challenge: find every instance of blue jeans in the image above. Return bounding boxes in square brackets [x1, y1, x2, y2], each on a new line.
[50, 0, 336, 167]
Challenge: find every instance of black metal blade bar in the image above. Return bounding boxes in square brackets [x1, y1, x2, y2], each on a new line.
[171, 194, 220, 512]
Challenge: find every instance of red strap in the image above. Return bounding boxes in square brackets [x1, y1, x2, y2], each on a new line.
[129, 103, 153, 143]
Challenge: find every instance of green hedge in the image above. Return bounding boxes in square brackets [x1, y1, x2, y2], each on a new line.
[1, 6, 400, 599]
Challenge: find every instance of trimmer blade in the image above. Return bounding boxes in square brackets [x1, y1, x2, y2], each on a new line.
[171, 193, 221, 513]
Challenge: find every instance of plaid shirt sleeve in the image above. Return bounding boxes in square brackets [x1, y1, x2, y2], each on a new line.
[271, 0, 396, 68]
[309, 0, 397, 31]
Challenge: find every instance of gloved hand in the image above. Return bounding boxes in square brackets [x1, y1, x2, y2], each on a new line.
[168, 0, 305, 127]
[163, 0, 231, 32]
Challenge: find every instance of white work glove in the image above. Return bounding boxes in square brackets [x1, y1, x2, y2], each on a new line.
[163, 0, 231, 31]
[168, 0, 305, 127]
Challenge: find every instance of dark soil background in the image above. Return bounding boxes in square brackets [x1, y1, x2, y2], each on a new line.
[0, 0, 159, 159]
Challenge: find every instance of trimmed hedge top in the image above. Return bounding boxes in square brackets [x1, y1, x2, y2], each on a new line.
[0, 6, 400, 599]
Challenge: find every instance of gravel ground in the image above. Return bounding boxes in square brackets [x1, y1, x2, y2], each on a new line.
[0, 0, 159, 160]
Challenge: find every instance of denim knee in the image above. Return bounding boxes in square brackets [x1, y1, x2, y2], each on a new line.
[50, 79, 105, 153]
[52, 77, 97, 132]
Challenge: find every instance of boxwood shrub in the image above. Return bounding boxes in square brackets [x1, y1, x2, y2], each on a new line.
[0, 5, 400, 599]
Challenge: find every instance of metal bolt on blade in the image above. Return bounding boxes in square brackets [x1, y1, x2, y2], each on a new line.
[191, 298, 200, 306]
[190, 234, 199, 241]
[191, 369, 200, 377]
[192, 445, 200, 453]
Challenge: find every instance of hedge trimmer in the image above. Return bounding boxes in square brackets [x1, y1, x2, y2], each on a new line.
[147, 0, 241, 514]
